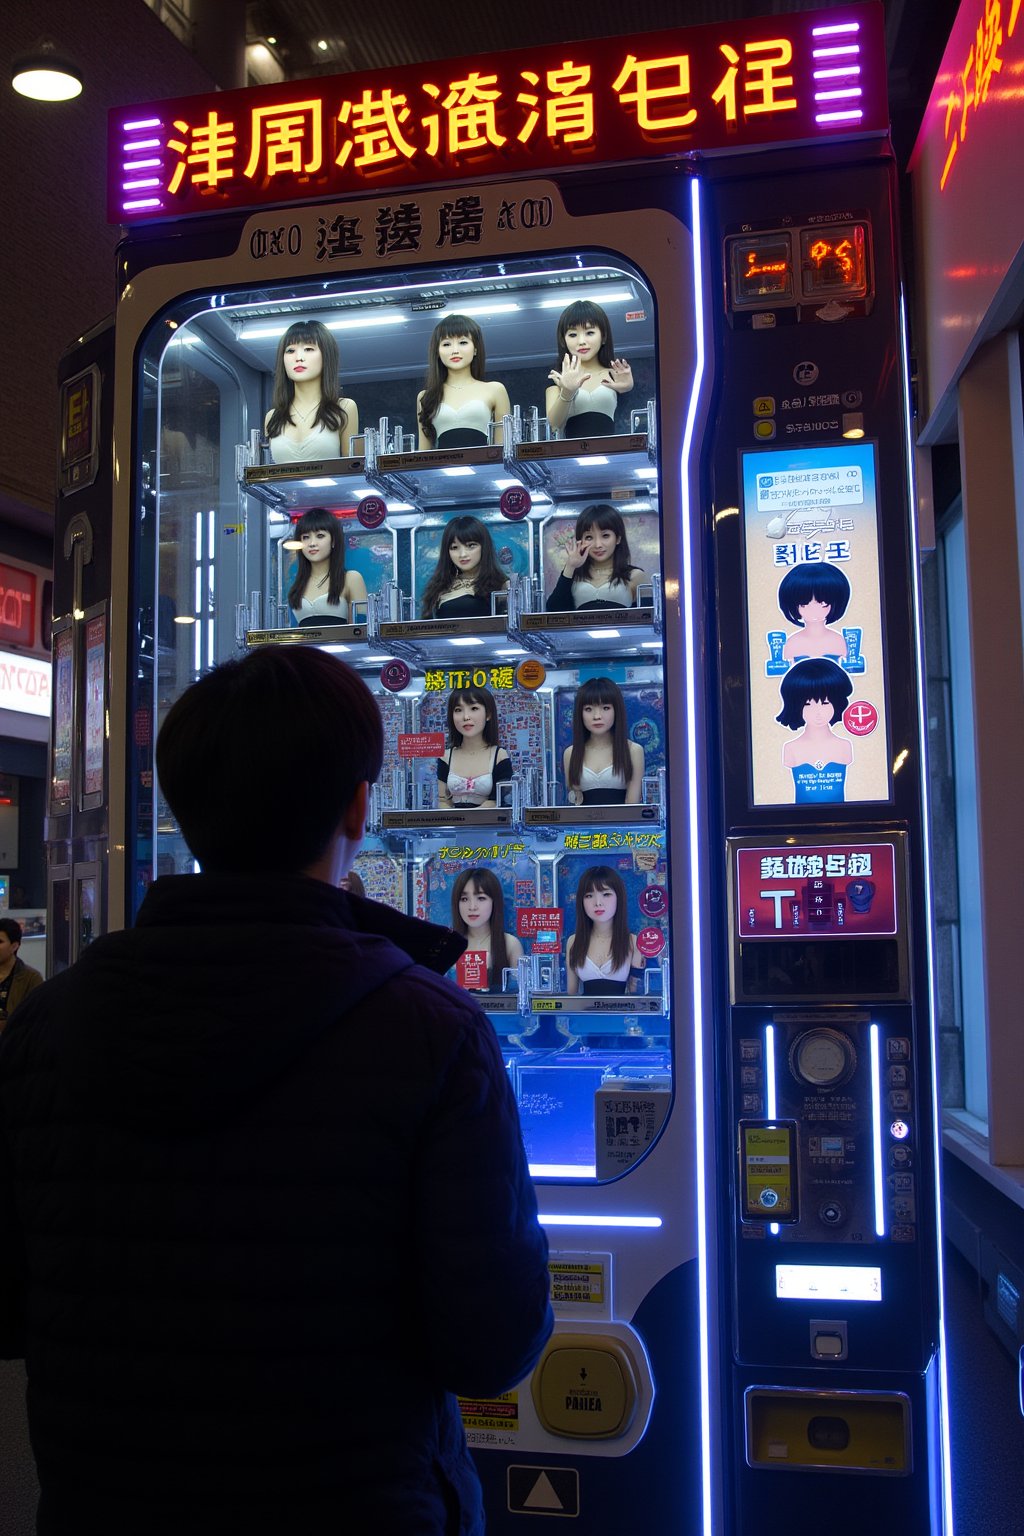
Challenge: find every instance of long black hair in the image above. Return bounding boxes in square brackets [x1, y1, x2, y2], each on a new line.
[555, 299, 615, 369]
[287, 507, 347, 609]
[418, 315, 486, 446]
[571, 504, 637, 588]
[569, 865, 631, 974]
[451, 867, 511, 978]
[420, 516, 508, 617]
[266, 320, 347, 441]
[567, 677, 632, 794]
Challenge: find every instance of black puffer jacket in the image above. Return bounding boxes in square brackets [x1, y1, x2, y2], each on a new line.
[0, 875, 552, 1535]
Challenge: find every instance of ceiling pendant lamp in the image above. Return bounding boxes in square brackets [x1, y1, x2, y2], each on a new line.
[11, 40, 83, 102]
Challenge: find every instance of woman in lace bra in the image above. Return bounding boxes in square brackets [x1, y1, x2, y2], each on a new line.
[420, 516, 510, 620]
[417, 316, 511, 450]
[265, 320, 359, 463]
[565, 866, 644, 997]
[287, 508, 368, 627]
[545, 299, 633, 439]
[450, 868, 523, 992]
[546, 504, 646, 613]
[563, 677, 645, 806]
[436, 687, 513, 810]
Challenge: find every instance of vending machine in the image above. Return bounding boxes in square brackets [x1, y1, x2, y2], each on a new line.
[49, 5, 950, 1530]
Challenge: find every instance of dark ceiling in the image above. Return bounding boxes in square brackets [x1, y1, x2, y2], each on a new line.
[244, 0, 959, 166]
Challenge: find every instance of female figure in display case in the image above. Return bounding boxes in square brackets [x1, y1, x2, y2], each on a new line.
[546, 505, 646, 612]
[451, 868, 524, 992]
[545, 299, 633, 438]
[565, 866, 644, 996]
[776, 658, 855, 804]
[420, 516, 510, 620]
[265, 320, 359, 462]
[563, 677, 645, 806]
[437, 688, 513, 810]
[417, 316, 511, 449]
[287, 508, 368, 627]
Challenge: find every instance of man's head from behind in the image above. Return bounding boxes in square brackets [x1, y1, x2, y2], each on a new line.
[0, 918, 22, 953]
[156, 647, 383, 876]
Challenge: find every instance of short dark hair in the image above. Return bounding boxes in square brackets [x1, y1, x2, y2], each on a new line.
[777, 562, 851, 626]
[775, 658, 854, 730]
[0, 918, 22, 946]
[156, 647, 383, 874]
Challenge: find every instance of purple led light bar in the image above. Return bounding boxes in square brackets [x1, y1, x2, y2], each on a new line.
[812, 20, 863, 126]
[121, 118, 165, 215]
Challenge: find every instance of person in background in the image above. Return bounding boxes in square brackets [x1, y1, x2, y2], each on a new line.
[0, 646, 552, 1536]
[0, 917, 42, 1032]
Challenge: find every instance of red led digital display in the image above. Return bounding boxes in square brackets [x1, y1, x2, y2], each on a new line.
[800, 224, 868, 296]
[731, 236, 794, 303]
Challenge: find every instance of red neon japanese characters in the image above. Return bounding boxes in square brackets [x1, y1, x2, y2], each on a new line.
[939, 0, 1022, 191]
[110, 7, 887, 224]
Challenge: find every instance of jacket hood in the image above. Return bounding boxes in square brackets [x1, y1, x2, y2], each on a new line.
[41, 874, 466, 1132]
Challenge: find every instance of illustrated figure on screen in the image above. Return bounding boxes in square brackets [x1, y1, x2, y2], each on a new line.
[287, 508, 368, 627]
[451, 868, 524, 992]
[776, 658, 855, 804]
[546, 505, 646, 612]
[563, 677, 645, 806]
[545, 300, 633, 438]
[417, 316, 511, 450]
[437, 687, 513, 810]
[778, 561, 851, 661]
[420, 516, 510, 620]
[265, 320, 359, 462]
[565, 866, 645, 996]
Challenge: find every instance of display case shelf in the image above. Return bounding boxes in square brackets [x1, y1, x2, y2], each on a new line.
[246, 621, 369, 648]
[242, 456, 376, 511]
[239, 432, 657, 517]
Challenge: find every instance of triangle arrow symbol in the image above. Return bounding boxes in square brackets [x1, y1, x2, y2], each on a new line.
[524, 1472, 565, 1510]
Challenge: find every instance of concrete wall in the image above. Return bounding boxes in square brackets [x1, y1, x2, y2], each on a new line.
[0, 1, 217, 529]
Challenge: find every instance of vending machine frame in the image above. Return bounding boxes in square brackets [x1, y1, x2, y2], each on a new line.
[48, 6, 951, 1531]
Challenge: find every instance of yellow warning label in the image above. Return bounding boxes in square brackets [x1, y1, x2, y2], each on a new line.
[743, 1125, 794, 1217]
[549, 1261, 605, 1306]
[458, 1390, 519, 1432]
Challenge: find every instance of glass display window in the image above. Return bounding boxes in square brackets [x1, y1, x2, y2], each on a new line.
[133, 245, 673, 1182]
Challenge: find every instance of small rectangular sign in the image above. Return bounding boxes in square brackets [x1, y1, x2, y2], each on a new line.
[740, 1120, 798, 1222]
[0, 564, 36, 648]
[516, 907, 564, 952]
[736, 841, 898, 939]
[457, 950, 488, 990]
[398, 731, 445, 758]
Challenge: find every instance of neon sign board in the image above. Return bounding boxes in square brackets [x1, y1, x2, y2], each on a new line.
[109, 7, 887, 224]
[936, 0, 1022, 191]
